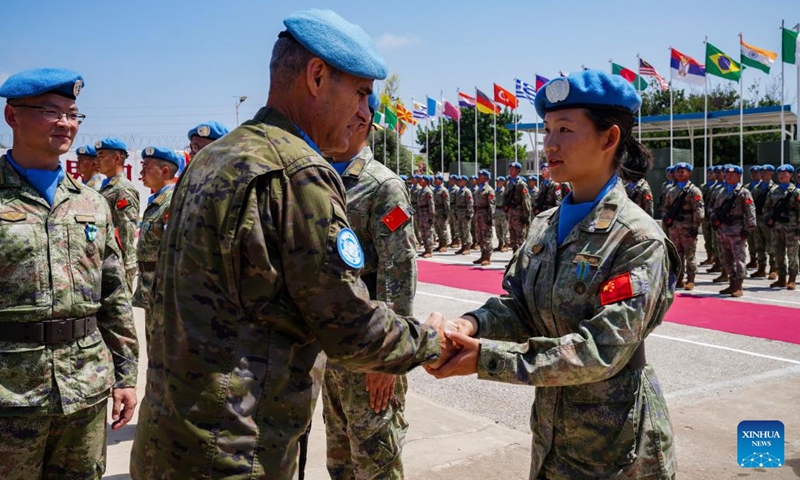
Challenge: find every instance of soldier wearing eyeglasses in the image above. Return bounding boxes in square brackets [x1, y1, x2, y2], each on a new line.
[0, 68, 139, 480]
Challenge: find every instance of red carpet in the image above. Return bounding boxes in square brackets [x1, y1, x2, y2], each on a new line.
[417, 260, 800, 345]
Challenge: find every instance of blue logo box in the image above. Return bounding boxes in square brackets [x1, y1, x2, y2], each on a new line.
[737, 420, 784, 468]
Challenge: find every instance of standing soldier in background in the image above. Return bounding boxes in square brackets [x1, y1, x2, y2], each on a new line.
[531, 162, 561, 216]
[493, 175, 509, 252]
[711, 165, 756, 297]
[187, 121, 229, 160]
[76, 144, 105, 190]
[469, 175, 479, 250]
[764, 164, 799, 290]
[433, 173, 451, 252]
[524, 175, 536, 224]
[625, 174, 654, 217]
[504, 162, 530, 252]
[324, 93, 418, 479]
[132, 146, 182, 345]
[448, 174, 461, 249]
[96, 137, 140, 292]
[417, 174, 436, 258]
[454, 175, 474, 255]
[0, 67, 139, 480]
[707, 165, 727, 275]
[659, 165, 675, 237]
[472, 169, 495, 266]
[751, 164, 777, 279]
[745, 165, 761, 268]
[410, 174, 422, 248]
[700, 166, 717, 266]
[661, 162, 704, 290]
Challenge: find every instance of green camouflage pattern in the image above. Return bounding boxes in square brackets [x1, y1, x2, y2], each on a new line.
[449, 183, 460, 244]
[0, 155, 138, 417]
[417, 184, 435, 251]
[129, 108, 441, 480]
[409, 184, 421, 244]
[132, 185, 174, 310]
[433, 184, 451, 247]
[473, 182, 496, 254]
[467, 180, 678, 479]
[662, 181, 704, 276]
[531, 180, 562, 216]
[713, 184, 756, 281]
[99, 172, 140, 291]
[700, 182, 716, 261]
[494, 185, 509, 246]
[765, 183, 800, 276]
[752, 180, 775, 266]
[455, 185, 474, 247]
[84, 173, 105, 192]
[625, 178, 654, 217]
[504, 178, 530, 251]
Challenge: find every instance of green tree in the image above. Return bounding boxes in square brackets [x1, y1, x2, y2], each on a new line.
[415, 107, 526, 174]
[369, 128, 415, 176]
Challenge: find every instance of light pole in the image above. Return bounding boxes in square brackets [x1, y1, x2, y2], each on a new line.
[234, 96, 247, 125]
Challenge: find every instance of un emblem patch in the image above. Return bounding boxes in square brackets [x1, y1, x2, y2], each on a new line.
[336, 228, 364, 269]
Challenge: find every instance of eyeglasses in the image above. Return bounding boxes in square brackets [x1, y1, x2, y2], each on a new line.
[11, 104, 86, 125]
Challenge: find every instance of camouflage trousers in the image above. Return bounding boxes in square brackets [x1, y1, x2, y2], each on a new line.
[507, 212, 529, 251]
[412, 215, 421, 246]
[0, 401, 107, 480]
[470, 216, 477, 245]
[713, 229, 725, 266]
[668, 223, 700, 275]
[322, 367, 408, 480]
[475, 211, 494, 254]
[701, 219, 713, 260]
[449, 211, 460, 244]
[455, 213, 473, 246]
[418, 216, 435, 250]
[434, 215, 451, 246]
[720, 233, 748, 281]
[753, 217, 775, 266]
[771, 228, 799, 277]
[494, 211, 509, 246]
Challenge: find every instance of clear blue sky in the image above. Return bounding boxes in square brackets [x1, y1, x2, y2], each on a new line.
[1, 0, 798, 152]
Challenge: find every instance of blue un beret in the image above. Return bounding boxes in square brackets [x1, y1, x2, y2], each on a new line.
[540, 162, 549, 168]
[675, 162, 693, 172]
[528, 175, 539, 182]
[725, 164, 743, 174]
[518, 176, 527, 183]
[479, 169, 491, 179]
[142, 146, 185, 171]
[762, 164, 775, 172]
[712, 165, 724, 172]
[412, 174, 422, 179]
[434, 173, 444, 180]
[666, 166, 675, 173]
[76, 145, 97, 157]
[497, 176, 506, 182]
[509, 161, 522, 169]
[283, 9, 388, 80]
[459, 175, 468, 181]
[749, 165, 761, 172]
[399, 174, 408, 181]
[188, 121, 229, 141]
[0, 68, 84, 100]
[368, 92, 380, 112]
[534, 70, 642, 118]
[95, 137, 127, 152]
[470, 175, 478, 180]
[422, 175, 433, 183]
[776, 164, 795, 173]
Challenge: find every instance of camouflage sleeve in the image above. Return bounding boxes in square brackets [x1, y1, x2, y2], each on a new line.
[474, 239, 669, 387]
[743, 190, 756, 231]
[371, 178, 417, 316]
[692, 187, 704, 226]
[522, 189, 531, 216]
[282, 164, 440, 373]
[489, 189, 496, 216]
[117, 187, 140, 271]
[466, 190, 474, 217]
[427, 191, 436, 217]
[553, 184, 562, 206]
[442, 189, 450, 217]
[642, 185, 654, 217]
[98, 203, 139, 388]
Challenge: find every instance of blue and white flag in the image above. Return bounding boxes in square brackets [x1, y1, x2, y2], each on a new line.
[427, 96, 441, 117]
[515, 78, 537, 106]
[413, 101, 428, 119]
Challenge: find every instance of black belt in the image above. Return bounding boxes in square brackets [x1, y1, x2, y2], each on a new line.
[0, 317, 98, 344]
[138, 261, 157, 270]
[623, 343, 646, 371]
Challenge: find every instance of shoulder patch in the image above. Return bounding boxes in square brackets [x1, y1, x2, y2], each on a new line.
[694, 195, 702, 201]
[116, 198, 130, 210]
[600, 272, 635, 306]
[336, 228, 364, 269]
[382, 205, 410, 232]
[745, 198, 753, 205]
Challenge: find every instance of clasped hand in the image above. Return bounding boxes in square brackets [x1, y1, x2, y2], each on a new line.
[422, 312, 480, 379]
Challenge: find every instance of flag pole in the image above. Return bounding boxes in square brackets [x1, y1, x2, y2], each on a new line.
[636, 54, 642, 141]
[383, 107, 387, 165]
[668, 46, 674, 166]
[411, 96, 415, 174]
[474, 87, 478, 176]
[534, 77, 540, 175]
[513, 85, 519, 164]
[457, 88, 462, 176]
[493, 100, 497, 183]
[440, 90, 445, 174]
[396, 121, 400, 173]
[425, 102, 430, 173]
[796, 23, 800, 142]
[703, 38, 709, 181]
[739, 33, 744, 169]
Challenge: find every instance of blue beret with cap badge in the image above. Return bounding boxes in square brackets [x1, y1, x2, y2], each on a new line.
[187, 121, 229, 141]
[534, 70, 642, 119]
[0, 68, 84, 100]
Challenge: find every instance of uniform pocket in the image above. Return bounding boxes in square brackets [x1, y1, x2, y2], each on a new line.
[0, 341, 51, 407]
[75, 329, 114, 398]
[0, 221, 49, 309]
[67, 222, 107, 303]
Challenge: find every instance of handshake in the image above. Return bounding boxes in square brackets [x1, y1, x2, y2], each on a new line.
[421, 312, 481, 379]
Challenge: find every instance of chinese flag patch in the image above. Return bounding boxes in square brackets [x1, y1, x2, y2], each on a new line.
[599, 272, 635, 306]
[645, 194, 653, 200]
[382, 205, 410, 232]
[695, 195, 702, 201]
[116, 198, 129, 210]
[745, 198, 753, 205]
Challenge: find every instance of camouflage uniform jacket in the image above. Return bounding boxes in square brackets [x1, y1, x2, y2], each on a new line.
[661, 181, 704, 228]
[0, 155, 138, 416]
[84, 173, 105, 191]
[474, 183, 495, 216]
[764, 183, 800, 231]
[712, 184, 757, 237]
[455, 186, 474, 218]
[418, 184, 435, 220]
[132, 185, 174, 309]
[700, 181, 715, 218]
[531, 180, 561, 215]
[752, 180, 774, 219]
[504, 178, 530, 217]
[130, 108, 441, 479]
[99, 172, 140, 274]
[494, 186, 505, 213]
[409, 184, 420, 215]
[448, 184, 459, 211]
[467, 180, 678, 479]
[433, 184, 450, 220]
[625, 178, 654, 217]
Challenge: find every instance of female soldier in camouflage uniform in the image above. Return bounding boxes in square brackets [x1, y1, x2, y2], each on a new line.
[427, 70, 678, 479]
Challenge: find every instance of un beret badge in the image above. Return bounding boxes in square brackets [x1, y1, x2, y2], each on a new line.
[78, 147, 86, 154]
[95, 141, 102, 149]
[145, 147, 155, 156]
[546, 78, 570, 104]
[73, 79, 83, 98]
[198, 125, 211, 137]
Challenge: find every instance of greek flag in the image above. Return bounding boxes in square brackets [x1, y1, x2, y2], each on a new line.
[515, 78, 537, 105]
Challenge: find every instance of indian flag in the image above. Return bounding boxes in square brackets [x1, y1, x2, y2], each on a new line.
[783, 27, 799, 65]
[740, 39, 777, 74]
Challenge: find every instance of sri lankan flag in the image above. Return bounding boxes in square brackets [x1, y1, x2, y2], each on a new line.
[706, 42, 741, 81]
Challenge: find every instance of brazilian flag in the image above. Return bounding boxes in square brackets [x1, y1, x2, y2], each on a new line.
[706, 42, 741, 81]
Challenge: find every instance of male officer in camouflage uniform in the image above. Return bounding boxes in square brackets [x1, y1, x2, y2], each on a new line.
[409, 174, 422, 248]
[625, 176, 654, 217]
[469, 175, 479, 249]
[187, 121, 229, 160]
[745, 165, 761, 268]
[699, 166, 717, 266]
[660, 162, 704, 290]
[432, 173, 451, 252]
[0, 68, 138, 480]
[323, 93, 418, 480]
[472, 169, 496, 266]
[132, 146, 182, 345]
[706, 165, 728, 274]
[751, 164, 777, 279]
[454, 175, 474, 255]
[130, 11, 452, 479]
[96, 137, 140, 292]
[531, 162, 561, 216]
[764, 164, 800, 290]
[76, 144, 105, 191]
[448, 174, 461, 248]
[417, 174, 436, 257]
[493, 175, 509, 252]
[504, 162, 531, 252]
[711, 165, 756, 297]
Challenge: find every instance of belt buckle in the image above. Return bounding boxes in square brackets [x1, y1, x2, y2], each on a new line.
[44, 319, 72, 344]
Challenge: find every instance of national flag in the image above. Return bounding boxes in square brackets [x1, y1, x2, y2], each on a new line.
[384, 106, 398, 131]
[535, 75, 549, 92]
[427, 97, 440, 117]
[638, 58, 668, 92]
[381, 205, 410, 232]
[515, 78, 537, 105]
[599, 272, 635, 306]
[670, 48, 706, 87]
[476, 89, 500, 115]
[396, 103, 415, 124]
[413, 101, 428, 119]
[398, 121, 407, 135]
[740, 39, 777, 74]
[611, 63, 648, 91]
[373, 110, 384, 126]
[782, 27, 799, 65]
[442, 100, 461, 121]
[458, 91, 476, 108]
[494, 83, 519, 109]
[706, 42, 741, 81]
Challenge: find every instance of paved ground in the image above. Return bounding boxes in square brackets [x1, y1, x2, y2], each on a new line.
[105, 235, 800, 479]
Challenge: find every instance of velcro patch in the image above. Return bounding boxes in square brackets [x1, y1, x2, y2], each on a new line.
[116, 198, 130, 210]
[382, 205, 410, 232]
[599, 272, 635, 306]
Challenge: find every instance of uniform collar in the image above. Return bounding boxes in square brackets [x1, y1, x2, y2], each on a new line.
[340, 146, 372, 179]
[253, 107, 322, 155]
[148, 184, 174, 206]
